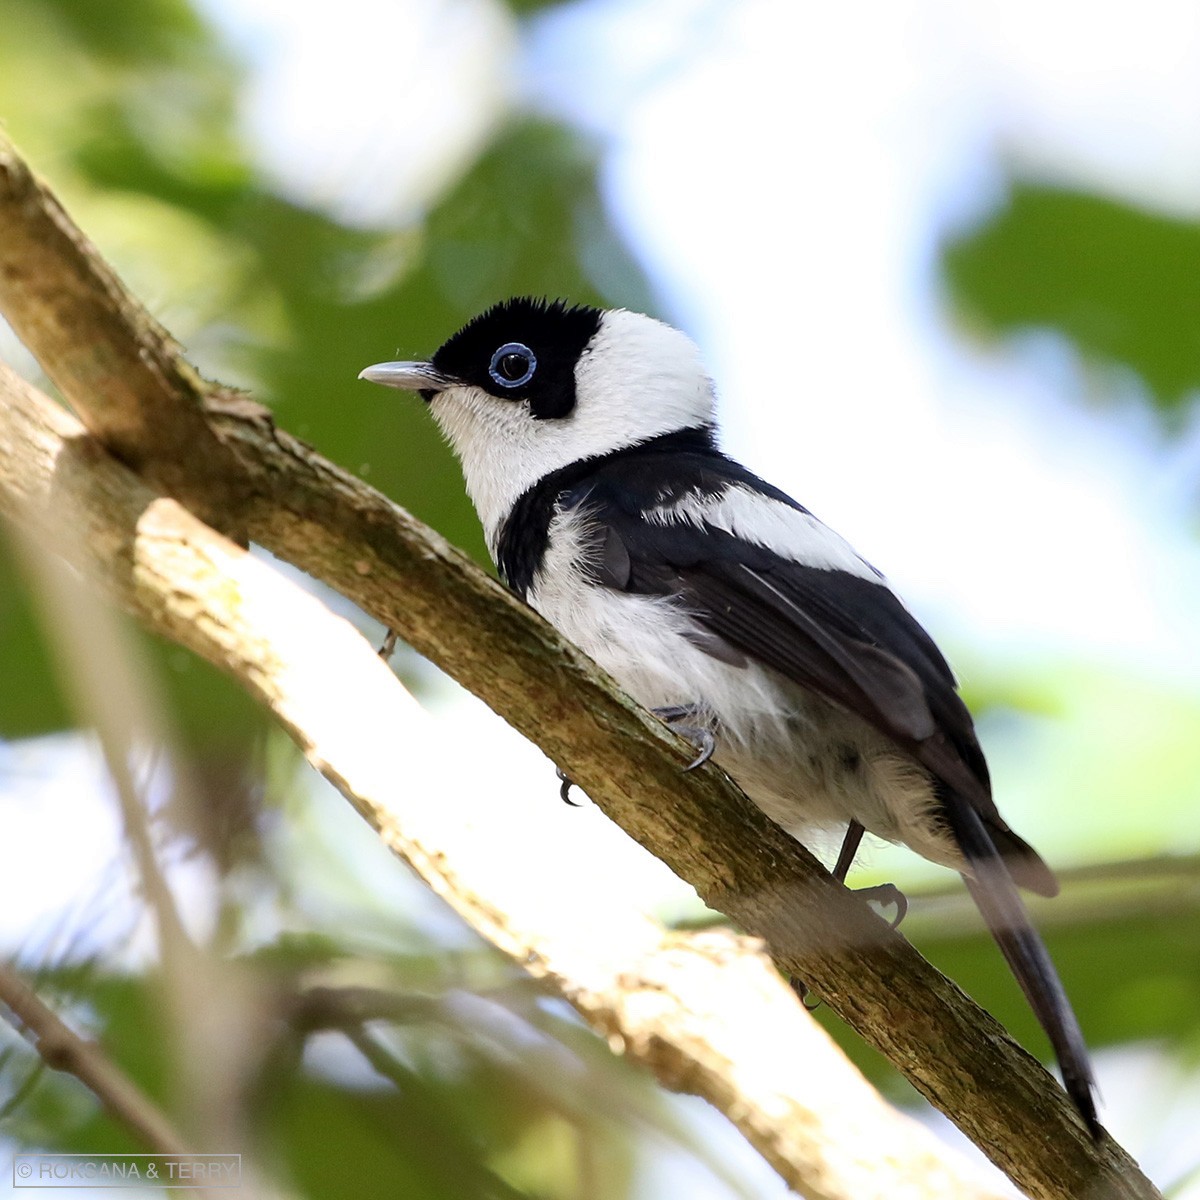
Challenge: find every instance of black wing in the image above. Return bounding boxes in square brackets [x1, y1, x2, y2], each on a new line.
[520, 430, 1095, 1130]
[545, 437, 1054, 895]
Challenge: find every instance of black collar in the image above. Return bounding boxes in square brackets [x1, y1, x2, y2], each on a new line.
[496, 426, 722, 595]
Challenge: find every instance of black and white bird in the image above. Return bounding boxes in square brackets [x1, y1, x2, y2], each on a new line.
[359, 296, 1097, 1130]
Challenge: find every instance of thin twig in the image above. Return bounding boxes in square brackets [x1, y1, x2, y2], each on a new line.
[285, 979, 771, 1199]
[670, 853, 1200, 935]
[341, 1025, 533, 1200]
[0, 960, 192, 1156]
[7, 479, 274, 1161]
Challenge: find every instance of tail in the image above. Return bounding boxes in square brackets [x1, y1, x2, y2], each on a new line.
[946, 801, 1100, 1136]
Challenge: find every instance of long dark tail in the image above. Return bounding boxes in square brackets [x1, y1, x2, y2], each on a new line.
[947, 801, 1099, 1136]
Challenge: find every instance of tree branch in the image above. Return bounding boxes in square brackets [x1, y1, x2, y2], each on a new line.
[0, 960, 193, 1158]
[0, 367, 1006, 1200]
[0, 137, 246, 524]
[0, 131, 1160, 1199]
[0, 959, 247, 1200]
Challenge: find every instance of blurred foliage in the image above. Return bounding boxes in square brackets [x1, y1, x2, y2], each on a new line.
[2, 0, 1200, 1193]
[0, 753, 759, 1200]
[943, 181, 1200, 412]
[0, 536, 69, 735]
[0, 945, 660, 1200]
[504, 0, 573, 13]
[0, 0, 652, 746]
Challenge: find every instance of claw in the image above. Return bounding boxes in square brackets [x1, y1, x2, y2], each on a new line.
[789, 976, 822, 1012]
[652, 704, 718, 771]
[555, 767, 582, 807]
[681, 728, 715, 771]
[790, 882, 907, 1014]
[856, 883, 908, 929]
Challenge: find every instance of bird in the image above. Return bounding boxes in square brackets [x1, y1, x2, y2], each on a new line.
[359, 295, 1097, 1132]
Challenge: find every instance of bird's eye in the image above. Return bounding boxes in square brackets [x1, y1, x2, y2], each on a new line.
[488, 342, 537, 388]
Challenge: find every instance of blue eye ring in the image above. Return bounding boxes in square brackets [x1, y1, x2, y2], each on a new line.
[489, 342, 537, 388]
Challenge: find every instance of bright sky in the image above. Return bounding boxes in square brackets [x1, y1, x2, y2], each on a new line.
[523, 0, 1200, 671]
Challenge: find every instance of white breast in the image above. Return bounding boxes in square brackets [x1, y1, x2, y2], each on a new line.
[526, 507, 960, 872]
[526, 508, 793, 743]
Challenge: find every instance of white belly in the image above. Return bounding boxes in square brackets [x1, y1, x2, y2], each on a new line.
[526, 540, 963, 872]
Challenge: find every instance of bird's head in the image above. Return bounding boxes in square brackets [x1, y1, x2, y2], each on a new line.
[359, 297, 716, 541]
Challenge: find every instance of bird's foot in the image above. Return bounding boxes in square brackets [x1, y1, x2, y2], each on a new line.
[789, 882, 908, 1012]
[555, 704, 715, 806]
[789, 976, 822, 1011]
[832, 822, 907, 927]
[554, 767, 583, 807]
[378, 629, 399, 660]
[855, 883, 908, 929]
[652, 704, 717, 770]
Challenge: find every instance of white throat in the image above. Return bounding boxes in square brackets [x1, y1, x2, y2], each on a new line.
[428, 309, 717, 549]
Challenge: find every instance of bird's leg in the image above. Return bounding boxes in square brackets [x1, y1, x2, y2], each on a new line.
[652, 704, 717, 770]
[832, 819, 908, 928]
[832, 819, 865, 883]
[377, 629, 399, 660]
[836, 822, 909, 928]
[791, 821, 907, 1010]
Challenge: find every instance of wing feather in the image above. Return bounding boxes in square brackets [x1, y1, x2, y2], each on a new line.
[541, 437, 1092, 1123]
[564, 466, 1056, 896]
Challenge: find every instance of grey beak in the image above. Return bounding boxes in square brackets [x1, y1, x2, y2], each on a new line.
[357, 360, 455, 392]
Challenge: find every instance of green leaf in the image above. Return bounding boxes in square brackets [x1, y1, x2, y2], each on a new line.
[942, 181, 1200, 411]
